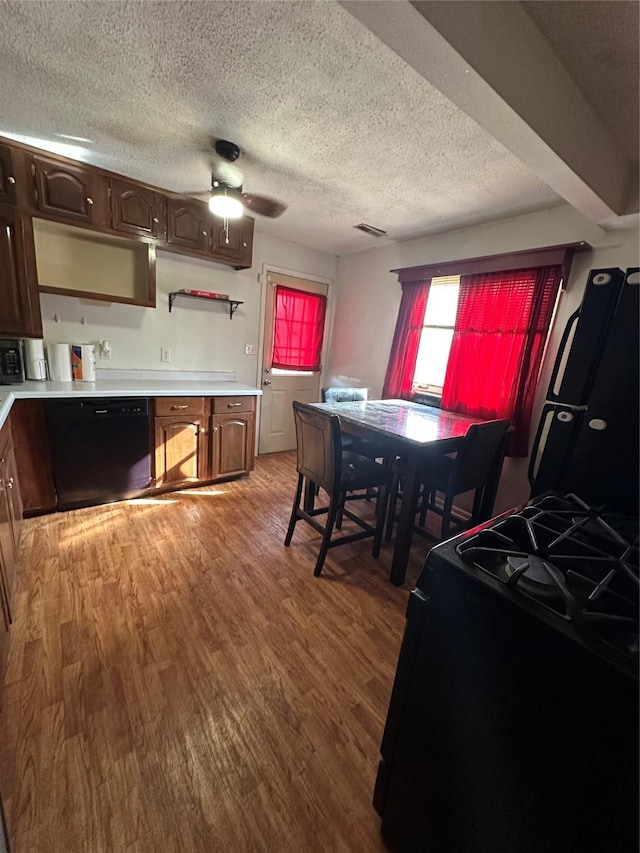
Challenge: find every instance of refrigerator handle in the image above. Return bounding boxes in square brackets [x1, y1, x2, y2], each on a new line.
[527, 419, 543, 486]
[547, 309, 580, 402]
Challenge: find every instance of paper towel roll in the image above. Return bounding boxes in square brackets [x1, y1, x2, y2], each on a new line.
[47, 343, 73, 382]
[71, 344, 96, 382]
[24, 338, 47, 381]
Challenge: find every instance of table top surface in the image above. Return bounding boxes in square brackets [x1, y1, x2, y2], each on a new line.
[310, 399, 487, 447]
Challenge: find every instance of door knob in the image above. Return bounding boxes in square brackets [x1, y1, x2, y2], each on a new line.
[263, 380, 272, 386]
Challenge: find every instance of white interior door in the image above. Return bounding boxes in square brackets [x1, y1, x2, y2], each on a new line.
[258, 271, 329, 454]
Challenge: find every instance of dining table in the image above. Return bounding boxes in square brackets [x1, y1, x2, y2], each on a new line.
[309, 399, 507, 586]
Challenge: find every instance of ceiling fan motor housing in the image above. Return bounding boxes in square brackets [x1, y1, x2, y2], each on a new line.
[215, 139, 241, 163]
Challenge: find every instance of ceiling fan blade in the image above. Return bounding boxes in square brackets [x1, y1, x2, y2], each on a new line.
[242, 193, 287, 218]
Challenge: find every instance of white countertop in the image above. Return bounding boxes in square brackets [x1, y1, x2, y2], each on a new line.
[0, 379, 262, 428]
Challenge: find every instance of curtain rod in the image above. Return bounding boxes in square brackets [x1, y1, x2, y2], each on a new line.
[391, 241, 592, 285]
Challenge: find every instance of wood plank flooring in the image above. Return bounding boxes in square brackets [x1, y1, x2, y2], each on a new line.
[0, 452, 428, 852]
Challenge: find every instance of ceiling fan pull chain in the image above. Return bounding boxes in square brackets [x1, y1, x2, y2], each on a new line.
[224, 216, 230, 245]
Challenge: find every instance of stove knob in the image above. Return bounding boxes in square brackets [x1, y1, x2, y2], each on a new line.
[588, 418, 607, 431]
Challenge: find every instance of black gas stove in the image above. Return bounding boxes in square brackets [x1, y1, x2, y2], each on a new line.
[423, 492, 639, 677]
[376, 492, 639, 851]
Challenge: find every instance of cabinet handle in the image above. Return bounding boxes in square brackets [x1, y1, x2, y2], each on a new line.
[153, 217, 159, 223]
[6, 477, 13, 489]
[227, 402, 242, 407]
[86, 197, 94, 205]
[242, 242, 247, 247]
[8, 176, 15, 185]
[212, 426, 218, 432]
[171, 404, 188, 410]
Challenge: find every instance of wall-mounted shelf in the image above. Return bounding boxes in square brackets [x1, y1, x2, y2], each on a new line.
[168, 289, 243, 319]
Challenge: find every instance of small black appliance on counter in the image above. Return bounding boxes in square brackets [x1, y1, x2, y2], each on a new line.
[0, 338, 25, 384]
[374, 494, 639, 852]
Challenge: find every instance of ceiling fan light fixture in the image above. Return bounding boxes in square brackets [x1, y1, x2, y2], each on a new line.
[209, 181, 243, 219]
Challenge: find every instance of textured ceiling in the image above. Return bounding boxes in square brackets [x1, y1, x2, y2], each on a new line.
[0, 1, 595, 255]
[522, 0, 639, 164]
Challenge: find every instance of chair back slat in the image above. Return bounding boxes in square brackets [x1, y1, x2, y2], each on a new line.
[293, 401, 341, 492]
[321, 387, 368, 403]
[450, 419, 510, 495]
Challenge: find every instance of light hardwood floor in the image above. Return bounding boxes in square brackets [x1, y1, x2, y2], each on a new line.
[0, 452, 428, 852]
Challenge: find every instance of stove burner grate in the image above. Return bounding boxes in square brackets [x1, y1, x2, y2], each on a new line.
[455, 494, 639, 660]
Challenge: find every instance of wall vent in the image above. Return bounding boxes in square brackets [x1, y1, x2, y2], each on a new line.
[354, 223, 387, 237]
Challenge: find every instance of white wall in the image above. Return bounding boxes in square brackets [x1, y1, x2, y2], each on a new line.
[326, 203, 640, 509]
[40, 229, 338, 388]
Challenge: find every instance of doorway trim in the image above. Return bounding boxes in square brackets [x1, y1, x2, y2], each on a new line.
[256, 263, 336, 456]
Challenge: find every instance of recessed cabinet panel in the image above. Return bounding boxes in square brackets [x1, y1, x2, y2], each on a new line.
[154, 416, 208, 489]
[33, 218, 156, 307]
[0, 145, 17, 205]
[211, 216, 254, 267]
[166, 198, 210, 251]
[110, 179, 164, 238]
[31, 155, 108, 224]
[211, 413, 255, 479]
[0, 204, 42, 338]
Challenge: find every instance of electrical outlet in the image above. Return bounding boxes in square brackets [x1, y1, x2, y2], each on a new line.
[99, 340, 111, 360]
[245, 344, 255, 355]
[161, 347, 172, 363]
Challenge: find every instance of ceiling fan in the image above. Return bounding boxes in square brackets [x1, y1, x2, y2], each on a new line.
[194, 139, 287, 220]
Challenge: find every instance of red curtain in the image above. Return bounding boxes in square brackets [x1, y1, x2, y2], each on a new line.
[382, 279, 431, 399]
[272, 285, 327, 371]
[441, 266, 561, 456]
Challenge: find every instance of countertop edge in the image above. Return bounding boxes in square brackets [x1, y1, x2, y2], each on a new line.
[0, 382, 262, 430]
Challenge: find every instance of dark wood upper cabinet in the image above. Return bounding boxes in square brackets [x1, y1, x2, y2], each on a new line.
[0, 146, 17, 205]
[110, 179, 164, 238]
[166, 198, 210, 252]
[0, 204, 42, 338]
[30, 155, 108, 225]
[211, 216, 254, 268]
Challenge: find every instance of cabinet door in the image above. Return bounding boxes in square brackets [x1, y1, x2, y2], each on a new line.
[31, 155, 108, 224]
[0, 474, 17, 623]
[210, 216, 254, 268]
[110, 179, 164, 238]
[0, 145, 17, 205]
[10, 400, 56, 516]
[0, 204, 43, 338]
[211, 413, 255, 479]
[166, 198, 210, 251]
[154, 416, 208, 489]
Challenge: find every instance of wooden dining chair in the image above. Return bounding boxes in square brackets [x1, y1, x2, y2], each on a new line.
[386, 419, 510, 542]
[285, 401, 391, 576]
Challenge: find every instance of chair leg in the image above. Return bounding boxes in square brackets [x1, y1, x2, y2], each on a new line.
[373, 484, 388, 558]
[336, 493, 345, 529]
[385, 473, 399, 541]
[284, 473, 304, 546]
[471, 487, 484, 526]
[441, 492, 454, 540]
[314, 495, 339, 577]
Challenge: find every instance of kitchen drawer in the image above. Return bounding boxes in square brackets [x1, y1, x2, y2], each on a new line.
[211, 396, 255, 414]
[154, 397, 205, 417]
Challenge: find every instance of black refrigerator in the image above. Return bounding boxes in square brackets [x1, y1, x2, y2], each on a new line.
[528, 266, 639, 515]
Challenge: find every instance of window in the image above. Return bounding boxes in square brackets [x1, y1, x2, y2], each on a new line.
[271, 285, 327, 371]
[412, 275, 460, 396]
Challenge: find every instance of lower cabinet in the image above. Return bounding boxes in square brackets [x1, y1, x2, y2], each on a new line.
[154, 414, 208, 490]
[0, 421, 23, 686]
[153, 395, 255, 490]
[9, 399, 57, 516]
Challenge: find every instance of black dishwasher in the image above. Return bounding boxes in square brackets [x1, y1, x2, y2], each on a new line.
[47, 398, 151, 510]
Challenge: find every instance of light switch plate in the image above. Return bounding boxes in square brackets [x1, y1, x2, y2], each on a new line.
[245, 344, 255, 355]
